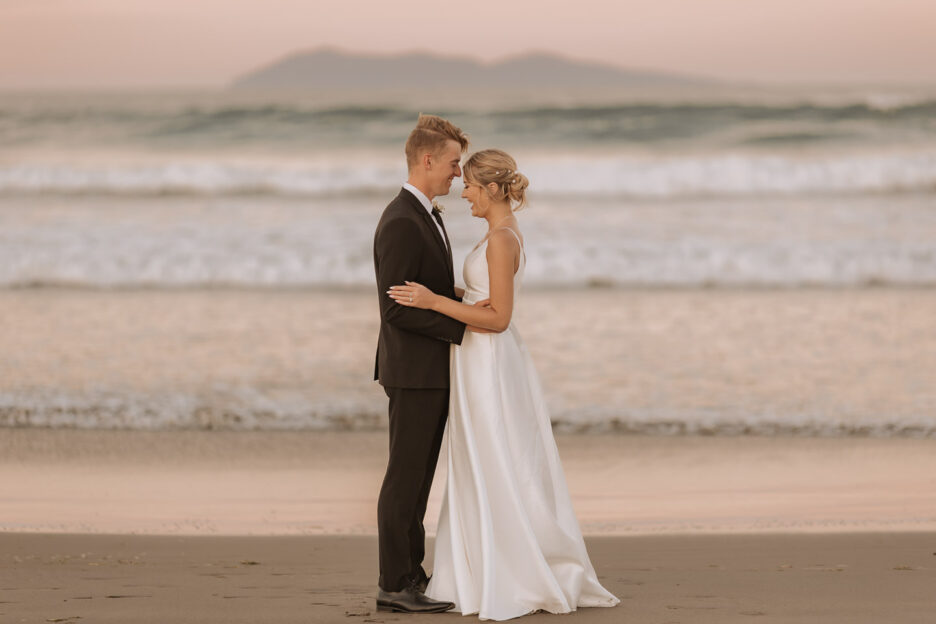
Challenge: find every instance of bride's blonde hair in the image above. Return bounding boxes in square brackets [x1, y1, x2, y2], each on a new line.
[463, 149, 529, 210]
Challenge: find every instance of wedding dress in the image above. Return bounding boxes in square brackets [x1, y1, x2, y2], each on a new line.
[425, 227, 620, 620]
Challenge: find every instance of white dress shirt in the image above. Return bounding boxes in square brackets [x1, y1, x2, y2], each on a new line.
[403, 182, 447, 250]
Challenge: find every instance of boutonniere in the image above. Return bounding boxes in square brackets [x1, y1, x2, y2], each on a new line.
[431, 200, 445, 214]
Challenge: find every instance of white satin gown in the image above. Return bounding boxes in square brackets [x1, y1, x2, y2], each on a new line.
[425, 228, 620, 620]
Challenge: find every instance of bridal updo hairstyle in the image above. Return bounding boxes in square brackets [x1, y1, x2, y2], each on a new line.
[405, 114, 470, 170]
[463, 149, 529, 210]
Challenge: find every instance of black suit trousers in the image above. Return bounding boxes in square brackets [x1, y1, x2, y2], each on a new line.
[377, 386, 449, 592]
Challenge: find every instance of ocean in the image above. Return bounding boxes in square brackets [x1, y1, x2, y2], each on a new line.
[1, 86, 934, 434]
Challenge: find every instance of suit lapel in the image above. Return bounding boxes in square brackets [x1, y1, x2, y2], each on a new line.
[437, 217, 455, 281]
[399, 188, 451, 272]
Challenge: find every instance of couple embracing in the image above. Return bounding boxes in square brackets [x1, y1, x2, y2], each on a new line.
[373, 114, 620, 620]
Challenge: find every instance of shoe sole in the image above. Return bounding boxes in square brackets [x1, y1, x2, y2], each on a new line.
[377, 603, 454, 613]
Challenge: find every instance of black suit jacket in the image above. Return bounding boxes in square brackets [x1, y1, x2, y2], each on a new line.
[373, 188, 466, 388]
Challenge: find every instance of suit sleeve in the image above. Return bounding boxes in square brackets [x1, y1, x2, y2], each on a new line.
[375, 217, 466, 345]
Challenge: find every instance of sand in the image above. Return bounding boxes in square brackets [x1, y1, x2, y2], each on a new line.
[0, 429, 936, 624]
[2, 429, 936, 621]
[2, 286, 936, 621]
[3, 430, 936, 536]
[2, 532, 934, 623]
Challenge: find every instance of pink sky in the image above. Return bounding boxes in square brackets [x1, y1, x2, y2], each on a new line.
[1, 0, 935, 89]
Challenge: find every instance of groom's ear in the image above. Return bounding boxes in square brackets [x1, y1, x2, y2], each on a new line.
[422, 152, 433, 170]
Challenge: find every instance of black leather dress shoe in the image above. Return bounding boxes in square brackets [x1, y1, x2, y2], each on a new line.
[376, 586, 454, 614]
[412, 572, 431, 594]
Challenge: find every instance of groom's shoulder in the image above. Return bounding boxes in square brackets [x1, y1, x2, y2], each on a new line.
[387, 187, 418, 211]
[378, 190, 418, 224]
[384, 194, 407, 215]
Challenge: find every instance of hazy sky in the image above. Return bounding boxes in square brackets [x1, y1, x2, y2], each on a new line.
[2, 0, 935, 89]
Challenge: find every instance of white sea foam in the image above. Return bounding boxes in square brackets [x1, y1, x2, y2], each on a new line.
[3, 151, 936, 198]
[2, 389, 933, 438]
[525, 152, 936, 197]
[0, 160, 401, 197]
[0, 389, 384, 432]
[2, 193, 934, 288]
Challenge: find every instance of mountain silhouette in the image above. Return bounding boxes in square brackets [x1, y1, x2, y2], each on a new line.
[230, 48, 708, 90]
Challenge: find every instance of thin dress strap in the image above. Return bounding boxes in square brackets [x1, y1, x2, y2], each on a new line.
[496, 226, 526, 268]
[497, 226, 525, 255]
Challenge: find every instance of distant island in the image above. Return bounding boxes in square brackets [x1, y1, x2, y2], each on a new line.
[229, 48, 708, 90]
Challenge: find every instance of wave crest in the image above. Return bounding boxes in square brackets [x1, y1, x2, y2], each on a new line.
[3, 152, 936, 199]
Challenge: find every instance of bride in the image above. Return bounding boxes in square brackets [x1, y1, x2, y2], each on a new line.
[388, 149, 620, 620]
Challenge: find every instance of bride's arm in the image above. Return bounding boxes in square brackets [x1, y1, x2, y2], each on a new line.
[388, 230, 518, 333]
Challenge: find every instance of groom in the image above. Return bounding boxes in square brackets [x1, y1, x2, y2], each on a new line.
[372, 114, 469, 613]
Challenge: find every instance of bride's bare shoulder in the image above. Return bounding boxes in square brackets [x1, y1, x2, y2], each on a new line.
[485, 229, 523, 273]
[486, 228, 522, 252]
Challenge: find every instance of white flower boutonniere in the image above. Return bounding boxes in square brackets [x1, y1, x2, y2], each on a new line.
[431, 200, 445, 214]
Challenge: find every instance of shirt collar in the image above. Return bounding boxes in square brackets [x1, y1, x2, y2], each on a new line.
[402, 182, 435, 215]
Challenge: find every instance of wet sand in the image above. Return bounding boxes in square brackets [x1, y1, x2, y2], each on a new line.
[2, 430, 936, 536]
[2, 531, 934, 623]
[1, 287, 933, 434]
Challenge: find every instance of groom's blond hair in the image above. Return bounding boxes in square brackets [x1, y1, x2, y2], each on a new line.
[405, 114, 469, 170]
